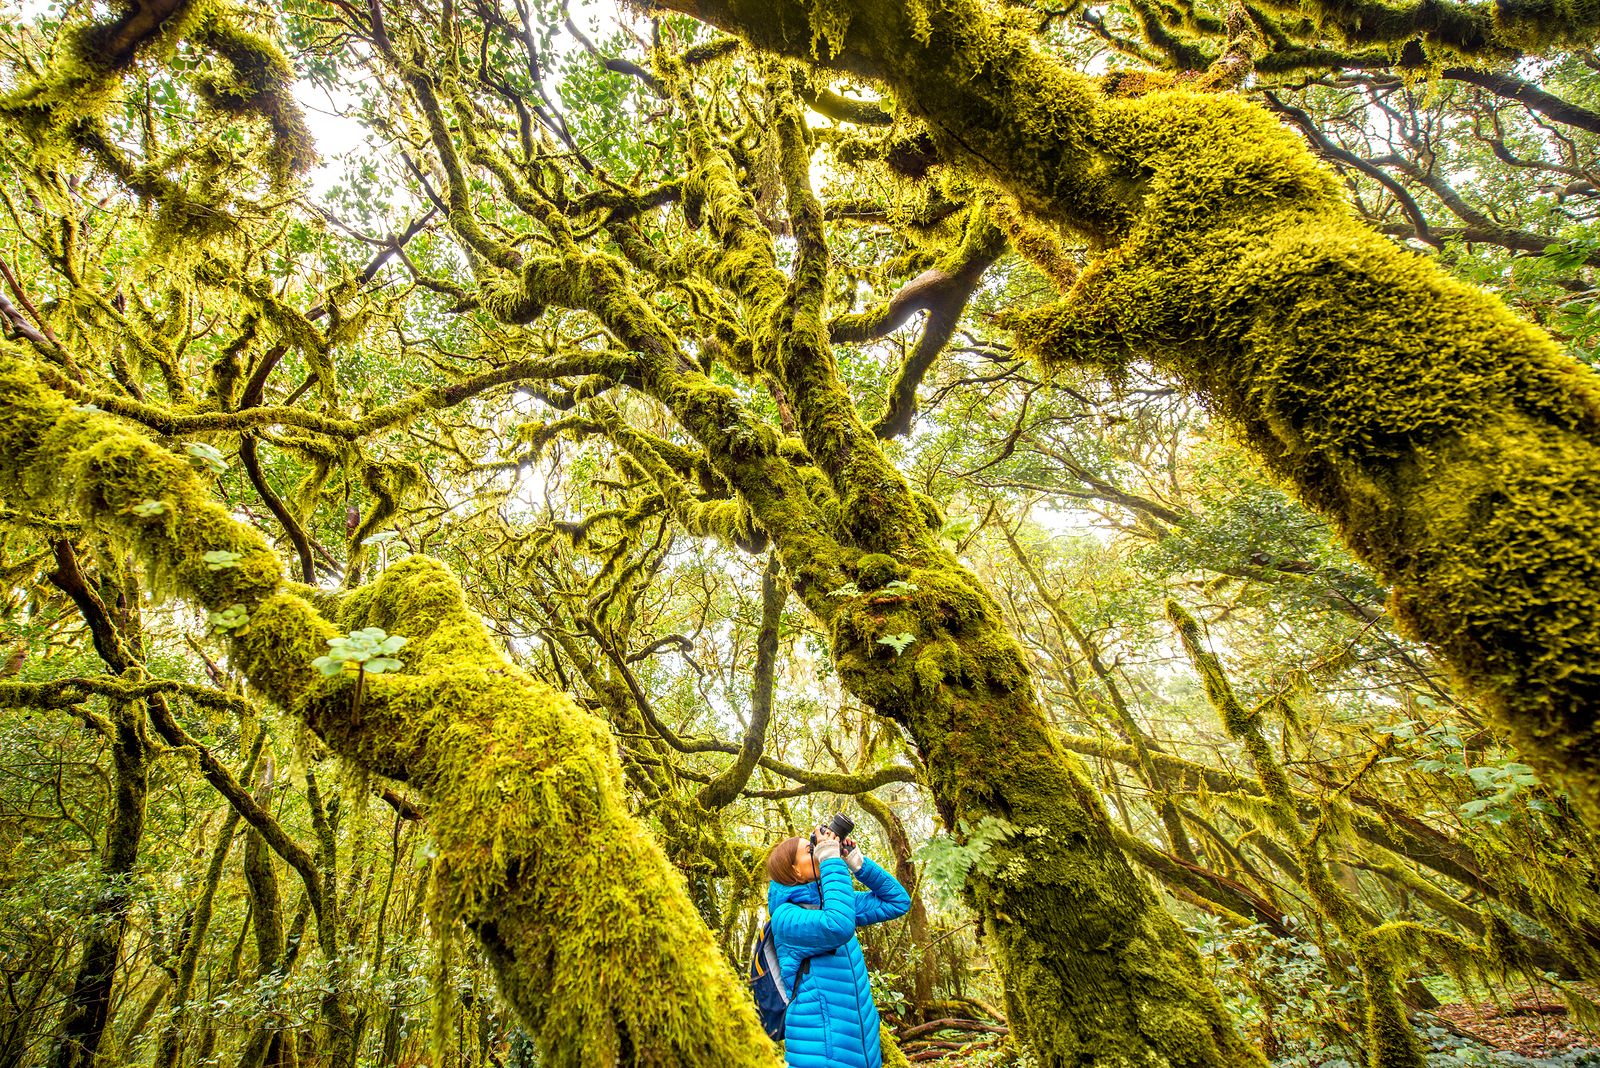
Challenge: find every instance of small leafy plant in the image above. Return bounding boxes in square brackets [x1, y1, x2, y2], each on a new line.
[202, 550, 242, 571]
[207, 604, 249, 634]
[915, 817, 1019, 909]
[185, 442, 229, 474]
[130, 499, 167, 518]
[939, 514, 978, 543]
[1380, 717, 1551, 824]
[877, 632, 916, 656]
[314, 628, 408, 719]
[313, 627, 407, 677]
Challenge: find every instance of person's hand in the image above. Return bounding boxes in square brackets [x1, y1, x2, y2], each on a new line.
[812, 827, 841, 863]
[841, 837, 864, 873]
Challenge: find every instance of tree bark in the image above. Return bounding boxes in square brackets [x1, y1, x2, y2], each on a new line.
[858, 792, 935, 1019]
[45, 699, 148, 1068]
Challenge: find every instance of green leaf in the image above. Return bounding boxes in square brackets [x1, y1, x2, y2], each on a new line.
[829, 582, 862, 598]
[939, 514, 978, 542]
[877, 632, 916, 655]
[130, 499, 168, 518]
[1542, 241, 1594, 271]
[184, 442, 229, 474]
[880, 580, 920, 596]
[202, 549, 242, 571]
[316, 626, 408, 672]
[207, 604, 250, 633]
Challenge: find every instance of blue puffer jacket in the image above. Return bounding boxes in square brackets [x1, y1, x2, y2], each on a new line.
[768, 855, 911, 1068]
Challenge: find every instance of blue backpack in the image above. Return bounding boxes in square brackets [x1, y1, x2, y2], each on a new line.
[748, 903, 818, 1040]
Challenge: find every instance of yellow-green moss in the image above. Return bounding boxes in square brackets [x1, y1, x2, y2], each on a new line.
[1, 0, 313, 189]
[0, 344, 779, 1067]
[663, 0, 1600, 825]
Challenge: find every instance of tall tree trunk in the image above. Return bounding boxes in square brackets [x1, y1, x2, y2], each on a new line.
[857, 793, 934, 1020]
[498, 77, 1263, 1065]
[45, 546, 151, 1068]
[303, 767, 357, 1068]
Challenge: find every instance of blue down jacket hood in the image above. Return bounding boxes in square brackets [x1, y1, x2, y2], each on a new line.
[767, 855, 911, 1068]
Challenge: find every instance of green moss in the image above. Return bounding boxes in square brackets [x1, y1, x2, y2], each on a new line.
[882, 2, 1600, 828]
[815, 545, 1265, 1065]
[663, 0, 1600, 826]
[0, 345, 780, 1067]
[854, 553, 904, 590]
[1, 0, 313, 190]
[880, 1023, 912, 1068]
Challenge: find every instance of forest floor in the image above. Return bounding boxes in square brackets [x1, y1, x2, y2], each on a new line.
[1426, 986, 1600, 1058]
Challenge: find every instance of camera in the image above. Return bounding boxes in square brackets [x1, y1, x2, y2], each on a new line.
[810, 813, 854, 847]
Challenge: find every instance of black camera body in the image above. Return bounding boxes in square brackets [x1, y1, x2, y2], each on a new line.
[809, 813, 854, 847]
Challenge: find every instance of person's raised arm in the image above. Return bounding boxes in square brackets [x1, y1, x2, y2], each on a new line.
[843, 843, 911, 926]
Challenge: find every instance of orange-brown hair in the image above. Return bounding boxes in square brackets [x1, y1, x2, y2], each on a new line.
[766, 836, 804, 885]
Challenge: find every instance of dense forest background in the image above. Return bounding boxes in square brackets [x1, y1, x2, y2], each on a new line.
[3, 0, 1600, 1066]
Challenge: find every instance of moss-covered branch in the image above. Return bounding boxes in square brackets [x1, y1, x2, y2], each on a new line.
[35, 352, 632, 439]
[0, 343, 779, 1067]
[651, 0, 1600, 830]
[1, 0, 314, 204]
[697, 553, 784, 808]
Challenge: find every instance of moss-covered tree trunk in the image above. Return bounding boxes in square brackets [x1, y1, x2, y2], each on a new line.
[813, 546, 1260, 1066]
[483, 70, 1263, 1065]
[769, 82, 1262, 1067]
[239, 818, 295, 1068]
[0, 346, 778, 1068]
[858, 792, 934, 1019]
[653, 0, 1600, 831]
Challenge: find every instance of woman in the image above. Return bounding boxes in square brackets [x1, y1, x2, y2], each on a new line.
[766, 825, 911, 1068]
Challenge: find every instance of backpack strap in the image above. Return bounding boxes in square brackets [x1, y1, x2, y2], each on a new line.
[781, 902, 821, 999]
